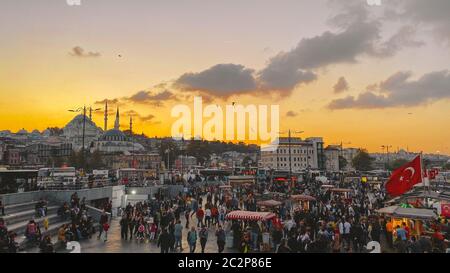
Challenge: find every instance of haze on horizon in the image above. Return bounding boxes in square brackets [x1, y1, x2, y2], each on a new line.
[0, 0, 449, 155]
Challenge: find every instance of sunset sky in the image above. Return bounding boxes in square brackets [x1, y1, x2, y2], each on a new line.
[0, 0, 449, 154]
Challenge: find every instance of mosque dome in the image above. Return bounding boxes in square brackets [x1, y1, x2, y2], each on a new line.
[101, 129, 128, 142]
[17, 128, 28, 135]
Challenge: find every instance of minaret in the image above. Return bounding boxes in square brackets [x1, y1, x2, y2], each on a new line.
[104, 100, 108, 131]
[129, 116, 133, 136]
[114, 107, 120, 130]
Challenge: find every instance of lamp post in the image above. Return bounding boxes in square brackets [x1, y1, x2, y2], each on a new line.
[381, 145, 392, 170]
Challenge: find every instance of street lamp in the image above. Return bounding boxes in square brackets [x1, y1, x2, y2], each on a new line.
[381, 145, 392, 170]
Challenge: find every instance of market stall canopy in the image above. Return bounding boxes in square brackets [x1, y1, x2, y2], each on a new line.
[219, 185, 232, 189]
[228, 176, 255, 184]
[291, 194, 316, 202]
[376, 205, 399, 215]
[256, 199, 282, 207]
[392, 207, 438, 220]
[226, 211, 276, 221]
[321, 185, 334, 188]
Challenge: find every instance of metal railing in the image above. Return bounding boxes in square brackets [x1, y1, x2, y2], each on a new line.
[37, 179, 118, 191]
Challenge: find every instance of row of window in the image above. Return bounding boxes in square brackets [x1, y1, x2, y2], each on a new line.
[264, 149, 313, 155]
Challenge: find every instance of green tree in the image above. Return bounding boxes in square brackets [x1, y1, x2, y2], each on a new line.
[443, 162, 450, 170]
[352, 149, 374, 171]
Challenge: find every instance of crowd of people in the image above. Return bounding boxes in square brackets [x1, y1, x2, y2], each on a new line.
[110, 172, 449, 253]
[1, 173, 449, 254]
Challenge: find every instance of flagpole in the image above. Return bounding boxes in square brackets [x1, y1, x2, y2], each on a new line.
[419, 151, 428, 208]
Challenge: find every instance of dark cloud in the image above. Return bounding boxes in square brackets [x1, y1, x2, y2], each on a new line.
[328, 70, 450, 109]
[373, 26, 424, 57]
[155, 1, 426, 99]
[286, 111, 298, 117]
[387, 0, 450, 45]
[122, 110, 157, 123]
[174, 64, 257, 97]
[140, 114, 155, 122]
[333, 77, 350, 93]
[127, 90, 177, 106]
[69, 46, 101, 58]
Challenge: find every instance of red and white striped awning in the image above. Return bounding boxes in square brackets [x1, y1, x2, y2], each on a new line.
[290, 194, 316, 202]
[226, 210, 276, 221]
[256, 199, 282, 207]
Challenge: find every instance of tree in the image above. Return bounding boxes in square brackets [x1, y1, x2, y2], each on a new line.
[443, 162, 450, 170]
[159, 139, 181, 168]
[338, 156, 348, 170]
[352, 149, 374, 171]
[46, 127, 64, 136]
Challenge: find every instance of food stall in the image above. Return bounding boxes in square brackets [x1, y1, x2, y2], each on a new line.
[330, 188, 353, 200]
[291, 194, 316, 211]
[377, 206, 438, 241]
[228, 176, 255, 187]
[226, 211, 277, 252]
[256, 199, 283, 211]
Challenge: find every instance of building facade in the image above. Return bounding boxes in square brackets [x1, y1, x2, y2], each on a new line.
[324, 145, 340, 172]
[260, 137, 325, 171]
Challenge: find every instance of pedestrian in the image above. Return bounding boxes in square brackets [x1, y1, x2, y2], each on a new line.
[196, 206, 204, 227]
[216, 225, 226, 253]
[205, 207, 211, 228]
[101, 222, 110, 242]
[187, 226, 197, 253]
[97, 210, 108, 240]
[185, 209, 190, 229]
[174, 220, 183, 251]
[120, 215, 129, 240]
[157, 228, 171, 253]
[199, 225, 209, 253]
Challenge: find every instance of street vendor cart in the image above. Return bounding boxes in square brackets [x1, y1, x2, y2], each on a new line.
[291, 194, 316, 211]
[225, 210, 277, 252]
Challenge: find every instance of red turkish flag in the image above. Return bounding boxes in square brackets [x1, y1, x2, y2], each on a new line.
[385, 155, 422, 197]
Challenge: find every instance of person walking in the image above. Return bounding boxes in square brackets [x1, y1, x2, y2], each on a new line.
[185, 209, 190, 229]
[216, 225, 226, 253]
[120, 215, 129, 240]
[174, 220, 183, 251]
[101, 222, 109, 242]
[97, 210, 108, 240]
[187, 226, 197, 253]
[196, 207, 204, 227]
[199, 225, 209, 253]
[157, 228, 171, 253]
